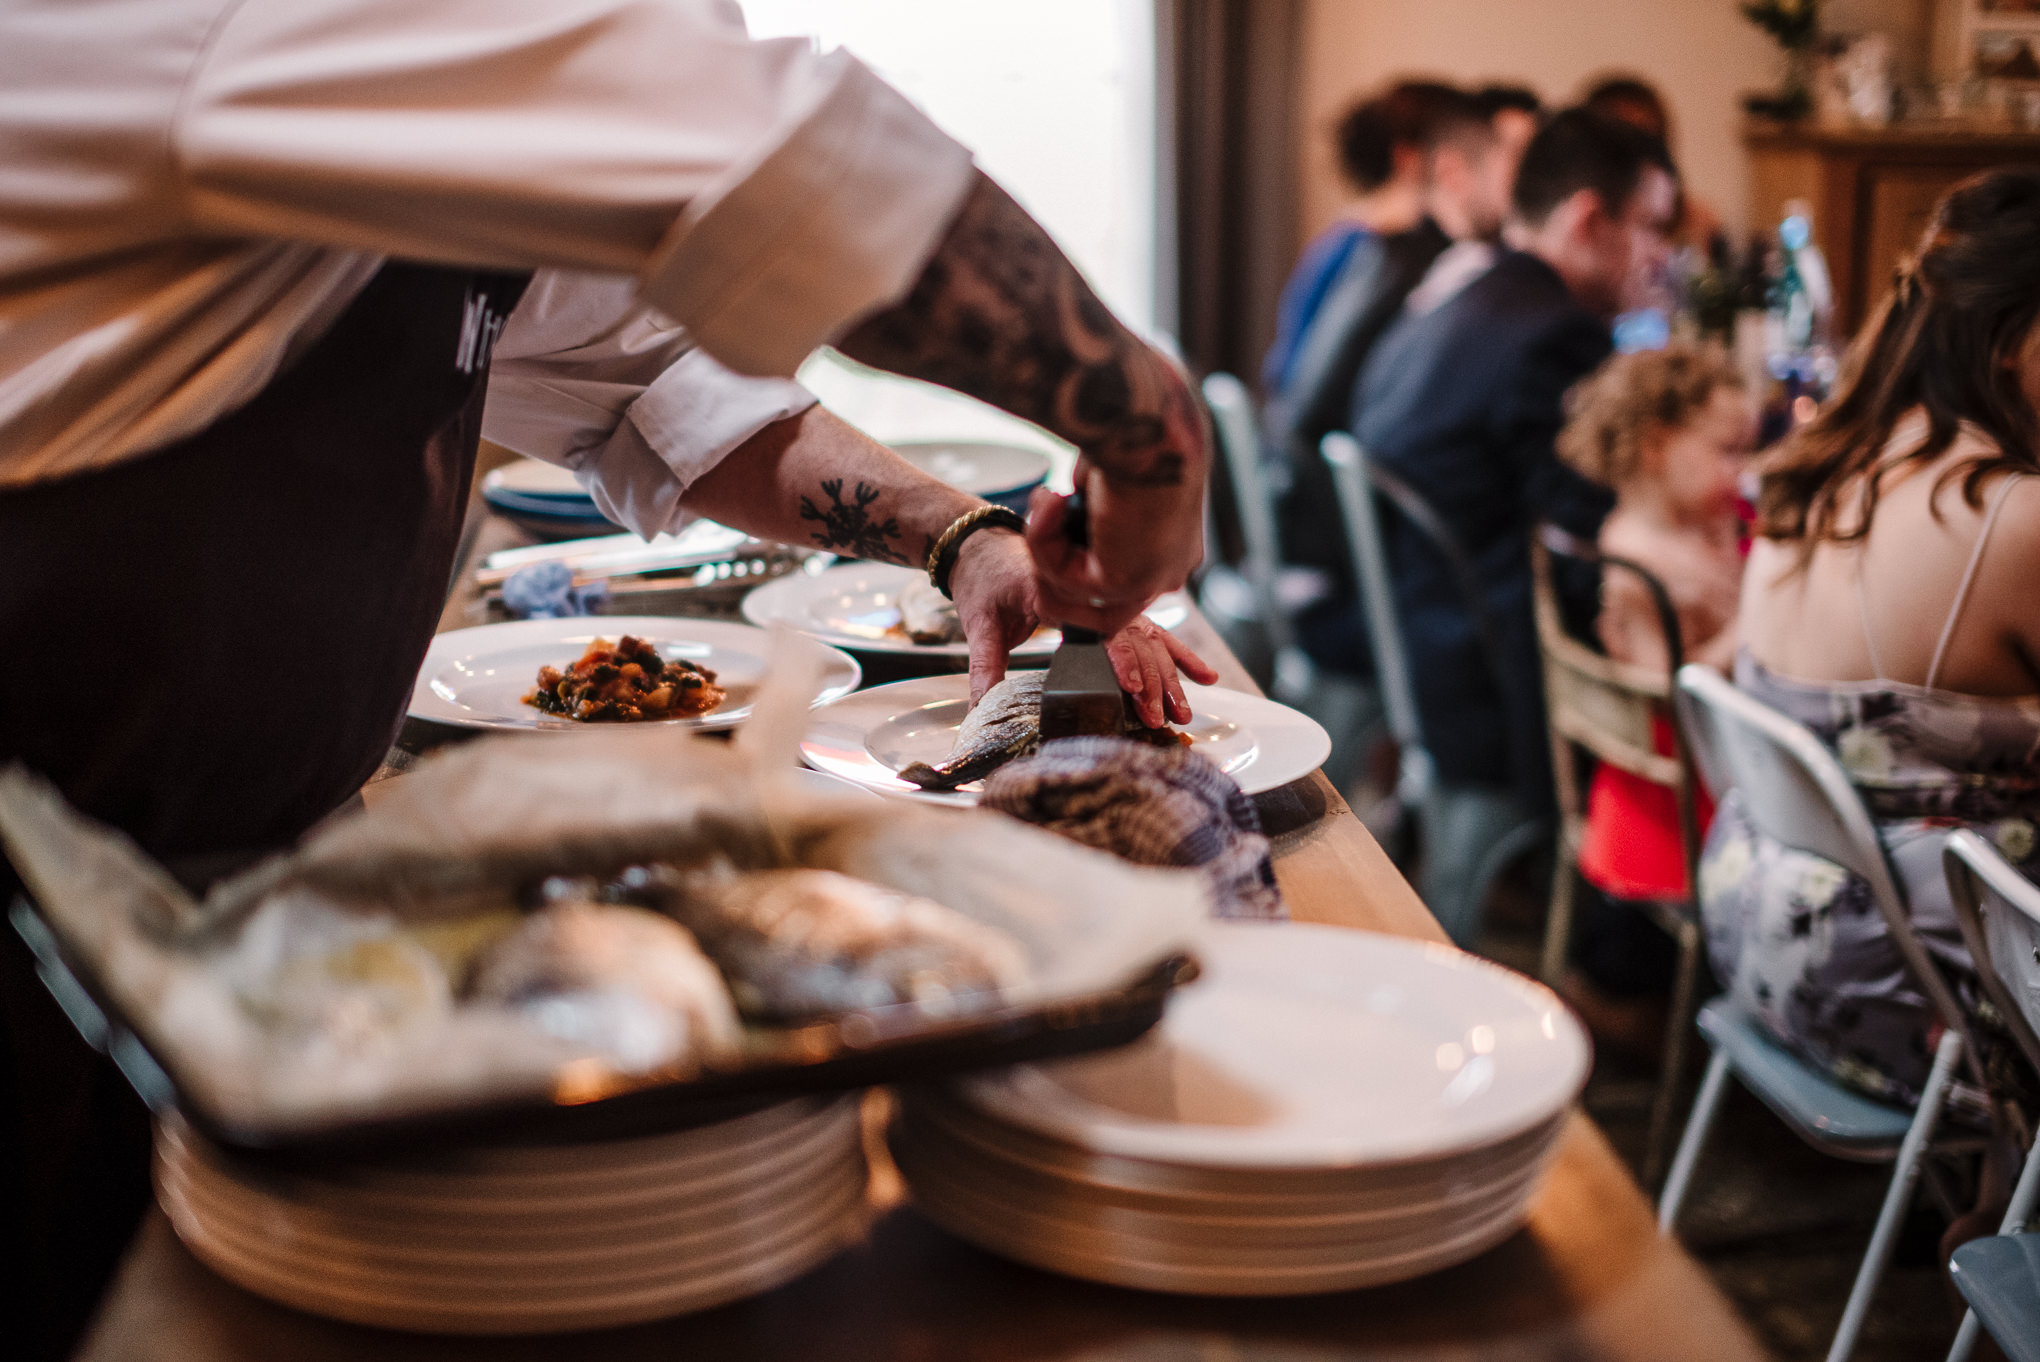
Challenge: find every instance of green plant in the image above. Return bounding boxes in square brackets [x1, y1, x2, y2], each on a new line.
[1741, 0, 1820, 51]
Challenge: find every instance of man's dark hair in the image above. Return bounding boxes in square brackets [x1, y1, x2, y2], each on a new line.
[1474, 84, 1542, 121]
[1335, 80, 1463, 190]
[1414, 84, 1493, 156]
[1511, 106, 1675, 228]
[1382, 79, 1465, 147]
[1334, 100, 1396, 191]
[1582, 75, 1670, 141]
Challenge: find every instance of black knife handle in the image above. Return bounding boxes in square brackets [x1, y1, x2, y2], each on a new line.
[1060, 487, 1102, 644]
[1063, 486, 1090, 549]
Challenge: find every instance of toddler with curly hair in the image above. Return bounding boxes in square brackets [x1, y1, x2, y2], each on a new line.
[1556, 341, 1752, 928]
[1559, 342, 1753, 676]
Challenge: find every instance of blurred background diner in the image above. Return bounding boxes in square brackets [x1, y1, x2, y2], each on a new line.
[1173, 4, 2040, 1360]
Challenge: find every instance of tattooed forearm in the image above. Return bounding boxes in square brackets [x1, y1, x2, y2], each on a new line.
[799, 478, 908, 562]
[837, 172, 1195, 489]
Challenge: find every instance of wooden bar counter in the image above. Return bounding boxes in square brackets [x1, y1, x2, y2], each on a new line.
[70, 600, 1772, 1362]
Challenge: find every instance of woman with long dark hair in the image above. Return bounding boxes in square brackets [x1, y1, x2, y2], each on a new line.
[1701, 168, 2040, 1123]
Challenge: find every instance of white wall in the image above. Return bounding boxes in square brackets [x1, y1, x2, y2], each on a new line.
[1296, 0, 1931, 249]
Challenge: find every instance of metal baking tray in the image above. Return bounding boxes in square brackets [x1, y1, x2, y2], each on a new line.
[10, 895, 1196, 1169]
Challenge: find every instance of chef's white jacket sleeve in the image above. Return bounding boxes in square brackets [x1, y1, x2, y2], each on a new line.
[182, 0, 977, 377]
[483, 270, 817, 539]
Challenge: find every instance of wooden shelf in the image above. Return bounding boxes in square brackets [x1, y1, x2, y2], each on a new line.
[1742, 118, 2040, 335]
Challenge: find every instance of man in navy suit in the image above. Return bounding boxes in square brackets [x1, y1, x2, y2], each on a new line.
[1350, 109, 1677, 817]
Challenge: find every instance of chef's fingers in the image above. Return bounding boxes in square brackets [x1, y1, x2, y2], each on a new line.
[1023, 486, 1077, 580]
[1162, 631, 1221, 686]
[1105, 637, 1156, 726]
[1034, 575, 1145, 635]
[1107, 628, 1169, 728]
[967, 627, 1007, 707]
[1134, 643, 1166, 727]
[1161, 663, 1190, 725]
[1022, 490, 1096, 613]
[1106, 638, 1145, 702]
[1025, 489, 1145, 635]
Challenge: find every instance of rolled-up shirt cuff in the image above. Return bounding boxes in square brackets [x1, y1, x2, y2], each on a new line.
[640, 52, 976, 378]
[577, 348, 815, 538]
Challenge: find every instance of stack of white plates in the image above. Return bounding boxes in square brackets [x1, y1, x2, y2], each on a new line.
[157, 1095, 868, 1334]
[893, 923, 1589, 1296]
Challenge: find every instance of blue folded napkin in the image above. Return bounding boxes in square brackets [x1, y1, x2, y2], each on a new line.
[500, 561, 610, 619]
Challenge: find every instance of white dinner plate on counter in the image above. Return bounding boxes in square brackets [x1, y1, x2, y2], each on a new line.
[957, 923, 1591, 1170]
[742, 562, 1190, 659]
[797, 674, 1330, 805]
[408, 617, 860, 733]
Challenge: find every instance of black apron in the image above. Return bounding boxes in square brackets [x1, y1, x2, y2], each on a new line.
[0, 260, 529, 1360]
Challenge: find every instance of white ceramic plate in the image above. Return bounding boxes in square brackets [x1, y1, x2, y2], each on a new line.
[798, 674, 1330, 804]
[166, 1166, 868, 1333]
[890, 1121, 1550, 1244]
[166, 1157, 864, 1285]
[957, 922, 1590, 1169]
[163, 1101, 862, 1229]
[742, 562, 1189, 659]
[892, 440, 1052, 499]
[167, 1146, 868, 1279]
[484, 458, 590, 501]
[407, 617, 859, 733]
[894, 1129, 1543, 1262]
[906, 1171, 1528, 1297]
[894, 1098, 1558, 1218]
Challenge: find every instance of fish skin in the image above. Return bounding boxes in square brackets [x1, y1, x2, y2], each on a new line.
[899, 672, 1046, 790]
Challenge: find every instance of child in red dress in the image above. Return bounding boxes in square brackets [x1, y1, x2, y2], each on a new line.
[1553, 343, 1753, 1024]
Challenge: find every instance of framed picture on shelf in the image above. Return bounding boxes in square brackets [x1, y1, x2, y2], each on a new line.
[1941, 0, 2040, 84]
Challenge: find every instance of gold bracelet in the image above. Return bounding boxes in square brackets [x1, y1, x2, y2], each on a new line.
[925, 504, 1027, 599]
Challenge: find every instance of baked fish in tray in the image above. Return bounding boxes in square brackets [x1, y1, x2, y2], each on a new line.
[0, 723, 1205, 1161]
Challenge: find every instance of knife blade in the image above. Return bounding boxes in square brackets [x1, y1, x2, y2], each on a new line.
[1039, 489, 1130, 740]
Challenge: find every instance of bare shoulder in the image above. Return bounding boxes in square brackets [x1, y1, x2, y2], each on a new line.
[1736, 535, 1803, 645]
[1594, 513, 1691, 589]
[1981, 470, 2040, 561]
[1971, 471, 2040, 613]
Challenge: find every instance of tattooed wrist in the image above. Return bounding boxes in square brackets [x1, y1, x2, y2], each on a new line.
[800, 479, 906, 562]
[839, 172, 1195, 489]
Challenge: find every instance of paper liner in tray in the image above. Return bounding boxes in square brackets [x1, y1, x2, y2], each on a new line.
[0, 633, 1207, 1158]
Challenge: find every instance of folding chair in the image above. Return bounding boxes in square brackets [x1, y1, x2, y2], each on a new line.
[1200, 373, 1313, 704]
[1530, 523, 1705, 1184]
[1319, 431, 1545, 944]
[1943, 828, 2040, 1362]
[1662, 664, 1986, 1362]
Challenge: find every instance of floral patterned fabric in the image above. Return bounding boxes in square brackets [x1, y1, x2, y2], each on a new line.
[1698, 652, 2040, 1107]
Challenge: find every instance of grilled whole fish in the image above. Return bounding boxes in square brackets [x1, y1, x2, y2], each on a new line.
[896, 672, 1175, 792]
[899, 672, 1048, 791]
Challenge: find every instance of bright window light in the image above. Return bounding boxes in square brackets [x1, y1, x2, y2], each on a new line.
[739, 0, 1156, 332]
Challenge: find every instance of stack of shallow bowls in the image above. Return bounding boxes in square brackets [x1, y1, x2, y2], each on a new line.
[891, 440, 1052, 515]
[479, 458, 620, 539]
[157, 1094, 867, 1333]
[892, 922, 1589, 1296]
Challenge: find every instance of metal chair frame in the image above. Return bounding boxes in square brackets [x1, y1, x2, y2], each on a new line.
[1530, 523, 1706, 1185]
[1662, 664, 1986, 1362]
[1200, 372, 1311, 703]
[1943, 829, 2040, 1362]
[1319, 431, 1545, 942]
